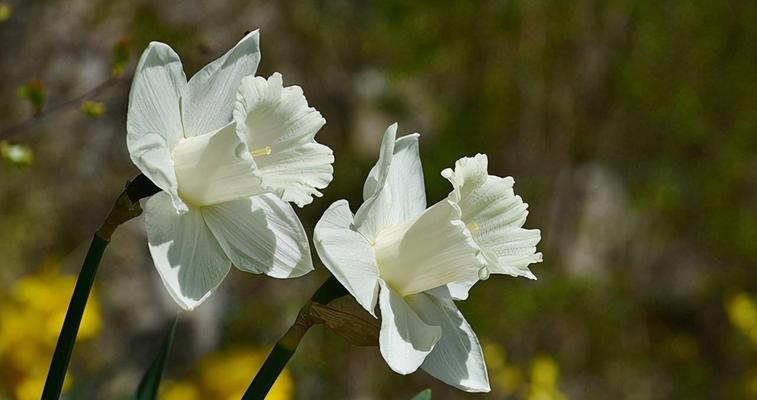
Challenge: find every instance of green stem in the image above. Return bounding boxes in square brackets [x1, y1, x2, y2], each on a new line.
[41, 235, 108, 400]
[41, 174, 159, 400]
[242, 276, 347, 400]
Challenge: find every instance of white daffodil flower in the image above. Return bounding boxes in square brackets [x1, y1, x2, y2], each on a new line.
[127, 31, 333, 310]
[313, 124, 541, 392]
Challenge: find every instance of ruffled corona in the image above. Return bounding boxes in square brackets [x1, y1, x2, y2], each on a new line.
[234, 72, 334, 207]
[442, 154, 542, 282]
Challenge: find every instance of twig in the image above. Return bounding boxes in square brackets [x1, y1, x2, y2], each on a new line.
[0, 77, 125, 141]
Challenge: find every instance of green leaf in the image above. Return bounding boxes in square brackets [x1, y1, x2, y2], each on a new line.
[134, 315, 179, 400]
[80, 100, 106, 118]
[16, 79, 46, 115]
[1, 141, 33, 166]
[112, 38, 130, 78]
[411, 389, 432, 400]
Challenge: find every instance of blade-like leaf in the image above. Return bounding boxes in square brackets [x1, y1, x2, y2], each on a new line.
[411, 389, 432, 400]
[134, 315, 179, 400]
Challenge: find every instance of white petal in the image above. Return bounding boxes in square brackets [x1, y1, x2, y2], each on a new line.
[407, 289, 490, 392]
[172, 121, 265, 207]
[314, 200, 379, 315]
[233, 73, 333, 207]
[183, 30, 261, 137]
[378, 280, 441, 375]
[202, 193, 314, 279]
[444, 154, 542, 281]
[361, 124, 396, 202]
[446, 276, 478, 301]
[144, 191, 230, 311]
[354, 124, 426, 241]
[126, 42, 188, 212]
[374, 200, 486, 296]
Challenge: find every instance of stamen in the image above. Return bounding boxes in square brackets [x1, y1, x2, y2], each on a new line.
[467, 222, 480, 232]
[478, 266, 490, 280]
[250, 146, 272, 157]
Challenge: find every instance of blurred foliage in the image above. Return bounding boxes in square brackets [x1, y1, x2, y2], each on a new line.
[111, 38, 130, 78]
[0, 0, 755, 399]
[79, 100, 106, 118]
[15, 79, 46, 115]
[0, 141, 33, 166]
[161, 347, 294, 400]
[0, 265, 101, 400]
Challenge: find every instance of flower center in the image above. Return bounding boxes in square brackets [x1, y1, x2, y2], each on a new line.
[250, 146, 272, 157]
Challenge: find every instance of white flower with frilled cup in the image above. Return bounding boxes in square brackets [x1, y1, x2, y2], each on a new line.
[127, 31, 333, 310]
[313, 124, 541, 392]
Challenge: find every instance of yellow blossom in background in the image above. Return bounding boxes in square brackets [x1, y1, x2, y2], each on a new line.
[483, 342, 523, 395]
[482, 342, 568, 399]
[0, 3, 11, 22]
[162, 347, 294, 400]
[726, 293, 757, 348]
[162, 382, 200, 400]
[0, 266, 102, 400]
[79, 100, 106, 118]
[527, 356, 567, 400]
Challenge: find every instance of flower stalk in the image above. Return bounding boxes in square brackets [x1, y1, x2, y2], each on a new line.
[41, 174, 159, 400]
[242, 276, 348, 400]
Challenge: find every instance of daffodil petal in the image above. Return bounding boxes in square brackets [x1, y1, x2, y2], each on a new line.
[126, 41, 188, 212]
[203, 193, 314, 279]
[446, 276, 478, 301]
[408, 288, 491, 393]
[354, 124, 426, 241]
[361, 123, 396, 202]
[233, 72, 333, 207]
[144, 191, 230, 311]
[314, 200, 379, 315]
[378, 280, 441, 375]
[444, 154, 542, 281]
[183, 30, 261, 137]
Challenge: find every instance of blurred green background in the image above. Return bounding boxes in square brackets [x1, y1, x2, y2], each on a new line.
[1, 0, 756, 399]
